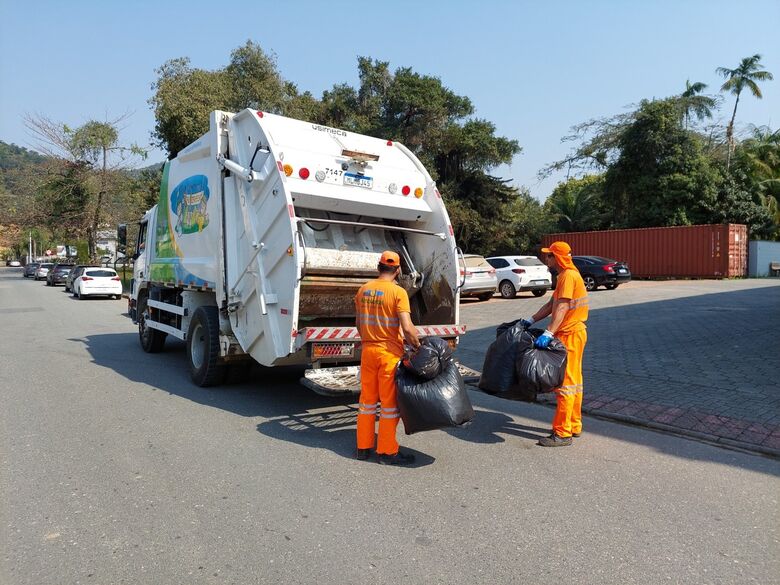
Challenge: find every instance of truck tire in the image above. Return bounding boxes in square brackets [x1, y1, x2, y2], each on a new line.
[138, 295, 166, 353]
[187, 306, 225, 387]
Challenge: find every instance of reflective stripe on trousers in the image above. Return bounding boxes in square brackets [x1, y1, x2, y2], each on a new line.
[356, 344, 402, 455]
[552, 329, 587, 438]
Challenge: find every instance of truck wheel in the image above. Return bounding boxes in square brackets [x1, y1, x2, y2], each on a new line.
[499, 280, 516, 299]
[532, 289, 546, 297]
[187, 306, 225, 387]
[138, 295, 166, 353]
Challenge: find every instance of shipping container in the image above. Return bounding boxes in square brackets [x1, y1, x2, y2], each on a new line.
[541, 224, 747, 278]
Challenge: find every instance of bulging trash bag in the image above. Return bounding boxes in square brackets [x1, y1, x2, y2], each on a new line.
[478, 320, 530, 395]
[515, 328, 568, 396]
[402, 336, 453, 380]
[396, 360, 474, 435]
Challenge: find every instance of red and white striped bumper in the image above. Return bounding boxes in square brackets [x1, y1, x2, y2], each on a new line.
[294, 324, 466, 350]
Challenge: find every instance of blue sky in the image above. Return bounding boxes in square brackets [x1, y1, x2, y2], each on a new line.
[1, 0, 778, 200]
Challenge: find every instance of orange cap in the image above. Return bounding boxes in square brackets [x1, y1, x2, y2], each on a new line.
[379, 250, 401, 267]
[541, 241, 572, 256]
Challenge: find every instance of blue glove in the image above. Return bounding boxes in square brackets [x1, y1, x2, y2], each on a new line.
[519, 318, 534, 329]
[534, 330, 554, 349]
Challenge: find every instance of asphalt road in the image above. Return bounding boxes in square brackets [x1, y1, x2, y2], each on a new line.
[2, 268, 779, 585]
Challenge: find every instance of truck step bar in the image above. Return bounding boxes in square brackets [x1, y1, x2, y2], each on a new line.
[301, 361, 481, 396]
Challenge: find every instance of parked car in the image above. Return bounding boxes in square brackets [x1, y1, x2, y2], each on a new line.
[459, 254, 498, 301]
[487, 255, 552, 299]
[64, 265, 92, 292]
[570, 256, 632, 291]
[34, 263, 55, 281]
[46, 263, 73, 286]
[7, 260, 21, 267]
[23, 262, 40, 278]
[72, 267, 123, 299]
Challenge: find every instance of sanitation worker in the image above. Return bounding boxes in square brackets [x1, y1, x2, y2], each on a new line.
[521, 241, 589, 447]
[355, 250, 421, 465]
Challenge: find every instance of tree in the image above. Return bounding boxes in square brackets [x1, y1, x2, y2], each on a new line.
[603, 98, 721, 227]
[716, 54, 774, 166]
[544, 175, 607, 232]
[680, 80, 717, 128]
[23, 114, 145, 259]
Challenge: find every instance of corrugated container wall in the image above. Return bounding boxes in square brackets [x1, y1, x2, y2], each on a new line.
[541, 224, 747, 278]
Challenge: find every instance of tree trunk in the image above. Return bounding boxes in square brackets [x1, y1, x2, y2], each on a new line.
[89, 146, 109, 262]
[726, 92, 741, 169]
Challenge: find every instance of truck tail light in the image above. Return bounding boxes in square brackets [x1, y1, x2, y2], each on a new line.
[402, 185, 411, 196]
[299, 167, 310, 180]
[414, 187, 423, 198]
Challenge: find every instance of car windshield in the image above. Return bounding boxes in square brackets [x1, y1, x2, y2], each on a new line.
[85, 270, 117, 277]
[514, 258, 544, 267]
[464, 256, 492, 269]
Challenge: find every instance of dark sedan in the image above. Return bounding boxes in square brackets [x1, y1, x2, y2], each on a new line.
[23, 262, 40, 278]
[572, 256, 631, 291]
[46, 263, 74, 286]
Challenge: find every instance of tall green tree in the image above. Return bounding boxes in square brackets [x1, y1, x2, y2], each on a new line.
[603, 98, 721, 227]
[716, 54, 774, 166]
[680, 80, 717, 128]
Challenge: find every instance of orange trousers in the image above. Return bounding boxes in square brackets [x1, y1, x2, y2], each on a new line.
[552, 328, 587, 438]
[356, 343, 402, 455]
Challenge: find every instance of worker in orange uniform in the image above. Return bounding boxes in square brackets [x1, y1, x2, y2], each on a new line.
[521, 241, 589, 447]
[355, 251, 421, 465]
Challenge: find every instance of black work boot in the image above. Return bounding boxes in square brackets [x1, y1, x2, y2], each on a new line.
[538, 434, 573, 447]
[572, 432, 581, 438]
[356, 448, 371, 461]
[378, 450, 416, 466]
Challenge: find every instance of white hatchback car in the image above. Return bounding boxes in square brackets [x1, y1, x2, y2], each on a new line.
[486, 255, 552, 299]
[72, 267, 123, 300]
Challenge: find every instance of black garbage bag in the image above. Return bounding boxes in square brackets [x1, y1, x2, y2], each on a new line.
[402, 336, 453, 380]
[396, 360, 474, 435]
[477, 320, 529, 395]
[515, 328, 568, 396]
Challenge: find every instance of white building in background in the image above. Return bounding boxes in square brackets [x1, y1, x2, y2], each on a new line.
[96, 229, 119, 262]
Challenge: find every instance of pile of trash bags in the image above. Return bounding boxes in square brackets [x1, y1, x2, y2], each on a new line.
[478, 320, 567, 402]
[395, 337, 475, 434]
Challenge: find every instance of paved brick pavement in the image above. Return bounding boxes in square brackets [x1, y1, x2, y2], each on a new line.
[456, 279, 780, 455]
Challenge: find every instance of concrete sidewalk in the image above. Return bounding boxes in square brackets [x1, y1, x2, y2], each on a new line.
[457, 279, 780, 456]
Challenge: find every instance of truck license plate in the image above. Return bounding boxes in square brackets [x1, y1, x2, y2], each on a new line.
[344, 173, 373, 189]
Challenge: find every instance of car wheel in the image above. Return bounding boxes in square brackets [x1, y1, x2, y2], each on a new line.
[138, 295, 167, 353]
[583, 275, 597, 291]
[605, 283, 619, 290]
[187, 306, 225, 387]
[477, 292, 494, 302]
[499, 280, 516, 299]
[532, 289, 546, 297]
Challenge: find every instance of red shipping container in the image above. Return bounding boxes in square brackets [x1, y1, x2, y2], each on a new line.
[541, 224, 747, 278]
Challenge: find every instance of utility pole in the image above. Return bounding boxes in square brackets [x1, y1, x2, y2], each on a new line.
[28, 232, 32, 263]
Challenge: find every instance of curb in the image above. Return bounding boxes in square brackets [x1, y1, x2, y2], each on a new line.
[576, 403, 780, 459]
[468, 383, 780, 459]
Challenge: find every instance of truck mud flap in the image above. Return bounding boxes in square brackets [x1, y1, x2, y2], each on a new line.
[301, 362, 481, 396]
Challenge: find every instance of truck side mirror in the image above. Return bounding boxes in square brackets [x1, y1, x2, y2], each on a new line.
[117, 224, 127, 253]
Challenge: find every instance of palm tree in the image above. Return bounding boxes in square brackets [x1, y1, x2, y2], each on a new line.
[680, 80, 716, 128]
[716, 54, 774, 166]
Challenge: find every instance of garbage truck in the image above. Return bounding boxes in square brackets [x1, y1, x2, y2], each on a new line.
[125, 109, 471, 391]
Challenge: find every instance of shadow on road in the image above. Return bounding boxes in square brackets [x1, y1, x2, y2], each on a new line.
[72, 283, 780, 473]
